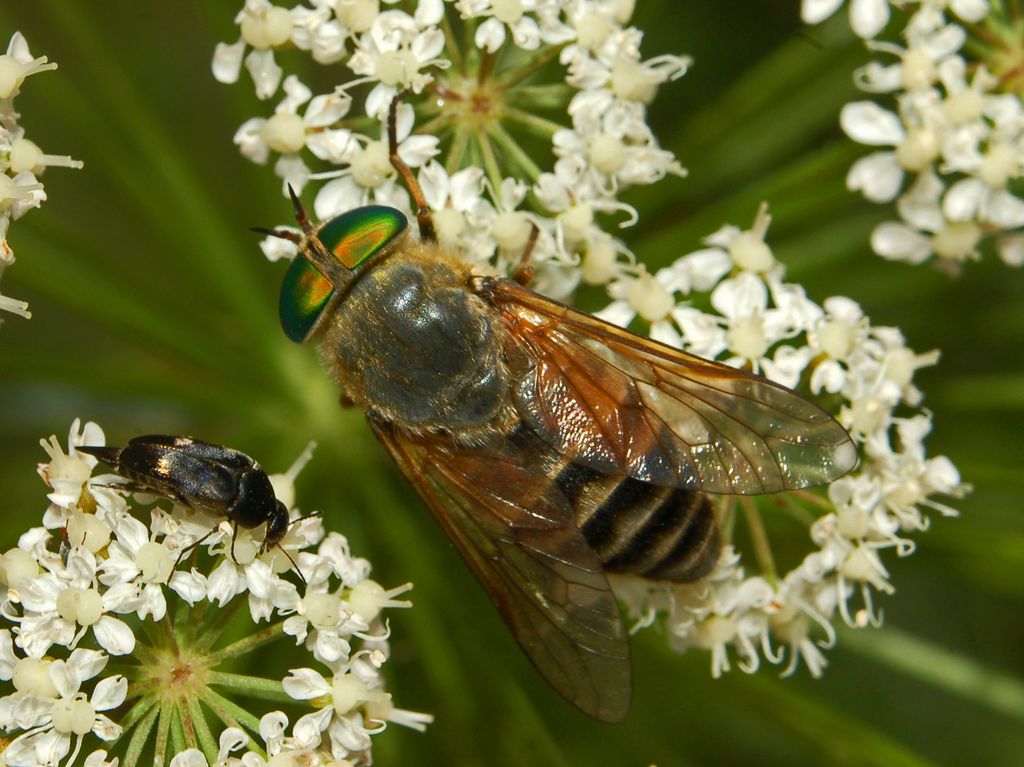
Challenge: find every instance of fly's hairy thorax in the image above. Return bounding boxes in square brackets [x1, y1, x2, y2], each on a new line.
[318, 243, 512, 437]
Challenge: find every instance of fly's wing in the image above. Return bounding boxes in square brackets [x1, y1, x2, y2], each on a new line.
[480, 277, 857, 495]
[369, 419, 632, 722]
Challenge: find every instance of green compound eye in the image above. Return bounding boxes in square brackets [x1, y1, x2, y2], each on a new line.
[279, 256, 335, 343]
[318, 205, 408, 269]
[278, 205, 408, 343]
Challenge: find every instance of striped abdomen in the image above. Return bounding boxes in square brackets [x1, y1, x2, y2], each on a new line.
[554, 459, 720, 583]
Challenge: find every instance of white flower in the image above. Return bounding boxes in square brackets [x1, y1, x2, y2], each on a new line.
[456, 0, 573, 53]
[0, 32, 58, 101]
[98, 510, 207, 621]
[0, 649, 125, 767]
[599, 203, 960, 678]
[801, 0, 891, 39]
[312, 104, 439, 220]
[284, 650, 430, 761]
[234, 75, 356, 192]
[4, 421, 426, 765]
[347, 8, 448, 119]
[212, 0, 297, 98]
[18, 547, 137, 657]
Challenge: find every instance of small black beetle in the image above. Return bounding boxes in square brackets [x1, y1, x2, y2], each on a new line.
[79, 435, 290, 559]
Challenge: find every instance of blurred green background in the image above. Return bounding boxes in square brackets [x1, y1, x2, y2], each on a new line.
[1, 2, 1022, 765]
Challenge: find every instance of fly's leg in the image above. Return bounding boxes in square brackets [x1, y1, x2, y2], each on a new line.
[512, 222, 540, 286]
[388, 91, 437, 243]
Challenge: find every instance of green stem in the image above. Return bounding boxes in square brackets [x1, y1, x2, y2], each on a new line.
[169, 705, 187, 756]
[205, 621, 285, 665]
[842, 626, 1024, 724]
[718, 496, 737, 545]
[117, 694, 158, 734]
[194, 595, 246, 653]
[791, 488, 835, 512]
[121, 704, 160, 767]
[476, 132, 505, 199]
[175, 598, 205, 646]
[128, 641, 159, 665]
[207, 671, 292, 703]
[488, 122, 544, 182]
[154, 701, 173, 767]
[497, 43, 566, 87]
[416, 113, 453, 138]
[505, 83, 573, 110]
[447, 126, 471, 174]
[478, 47, 497, 85]
[742, 497, 778, 585]
[161, 614, 179, 656]
[106, 663, 145, 680]
[199, 688, 267, 759]
[502, 107, 566, 139]
[137, 616, 164, 649]
[186, 695, 221, 763]
[440, 12, 465, 74]
[774, 494, 818, 528]
[176, 700, 199, 751]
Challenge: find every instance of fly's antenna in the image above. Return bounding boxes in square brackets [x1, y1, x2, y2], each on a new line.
[251, 184, 314, 243]
[250, 226, 302, 243]
[287, 184, 315, 234]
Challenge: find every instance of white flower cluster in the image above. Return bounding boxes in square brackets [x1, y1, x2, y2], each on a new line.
[605, 205, 966, 679]
[214, 0, 686, 299]
[213, 0, 967, 688]
[806, 1, 1024, 269]
[0, 32, 82, 324]
[0, 420, 427, 767]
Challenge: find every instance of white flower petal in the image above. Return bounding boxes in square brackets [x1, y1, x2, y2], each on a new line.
[245, 48, 283, 100]
[294, 706, 333, 744]
[847, 151, 903, 202]
[475, 17, 507, 53]
[208, 560, 243, 606]
[871, 221, 932, 263]
[840, 102, 904, 145]
[212, 39, 246, 84]
[93, 616, 136, 656]
[984, 189, 1024, 228]
[170, 749, 209, 767]
[850, 0, 889, 38]
[997, 234, 1024, 267]
[801, 0, 844, 24]
[942, 177, 984, 221]
[91, 675, 128, 711]
[169, 570, 208, 604]
[283, 667, 331, 699]
[951, 0, 990, 22]
[92, 712, 123, 741]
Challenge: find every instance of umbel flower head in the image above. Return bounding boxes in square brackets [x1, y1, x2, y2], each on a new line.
[0, 420, 429, 767]
[0, 31, 83, 325]
[213, 0, 966, 696]
[806, 1, 1024, 270]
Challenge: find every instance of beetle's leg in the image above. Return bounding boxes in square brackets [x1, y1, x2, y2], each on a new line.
[173, 528, 217, 570]
[230, 522, 240, 564]
[388, 91, 437, 243]
[277, 545, 307, 588]
[512, 221, 540, 286]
